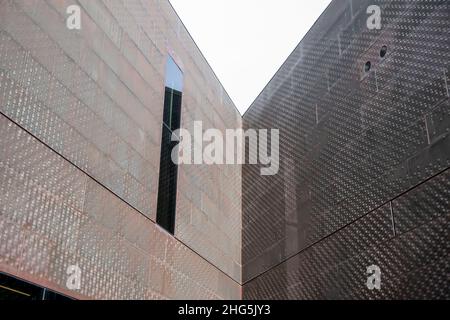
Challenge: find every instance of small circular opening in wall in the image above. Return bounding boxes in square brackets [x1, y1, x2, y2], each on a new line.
[364, 61, 371, 73]
[380, 45, 388, 58]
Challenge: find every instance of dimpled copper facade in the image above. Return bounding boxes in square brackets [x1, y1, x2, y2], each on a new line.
[242, 0, 450, 299]
[1, 0, 449, 301]
[0, 0, 241, 299]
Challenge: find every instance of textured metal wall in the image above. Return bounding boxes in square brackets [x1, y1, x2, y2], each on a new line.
[243, 0, 449, 299]
[0, 0, 241, 299]
[0, 113, 240, 299]
[2, 0, 449, 300]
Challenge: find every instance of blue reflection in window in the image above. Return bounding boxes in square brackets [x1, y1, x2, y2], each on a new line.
[165, 56, 183, 92]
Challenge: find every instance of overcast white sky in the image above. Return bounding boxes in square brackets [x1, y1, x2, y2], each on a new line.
[169, 0, 332, 115]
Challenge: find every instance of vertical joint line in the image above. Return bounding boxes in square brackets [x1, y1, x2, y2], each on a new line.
[444, 69, 449, 97]
[424, 114, 431, 145]
[327, 72, 330, 92]
[338, 34, 342, 56]
[315, 104, 319, 125]
[389, 201, 396, 237]
[375, 70, 379, 92]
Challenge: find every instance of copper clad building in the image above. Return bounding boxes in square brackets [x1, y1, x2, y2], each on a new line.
[242, 0, 450, 299]
[0, 0, 241, 300]
[0, 0, 449, 300]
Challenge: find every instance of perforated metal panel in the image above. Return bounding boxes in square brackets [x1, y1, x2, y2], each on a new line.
[243, 0, 450, 299]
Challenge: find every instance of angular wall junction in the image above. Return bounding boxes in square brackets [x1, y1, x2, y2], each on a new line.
[0, 0, 449, 300]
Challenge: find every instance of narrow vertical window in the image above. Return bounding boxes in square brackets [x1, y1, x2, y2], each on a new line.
[156, 56, 183, 234]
